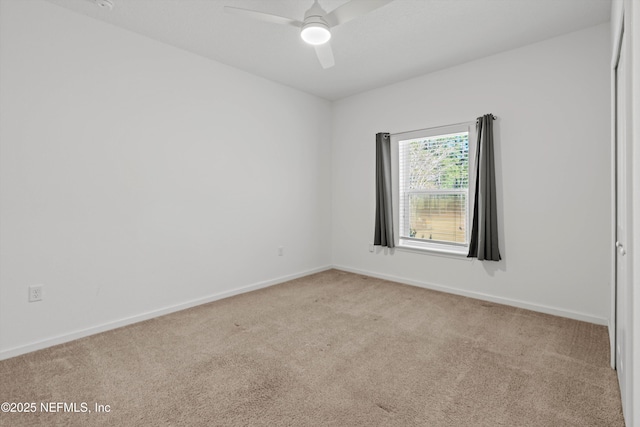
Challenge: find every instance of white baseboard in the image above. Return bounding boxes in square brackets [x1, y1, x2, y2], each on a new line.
[1, 263, 608, 360]
[0, 265, 332, 361]
[333, 265, 608, 326]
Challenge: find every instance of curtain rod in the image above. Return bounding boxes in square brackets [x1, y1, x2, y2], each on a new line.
[477, 114, 498, 122]
[389, 115, 497, 137]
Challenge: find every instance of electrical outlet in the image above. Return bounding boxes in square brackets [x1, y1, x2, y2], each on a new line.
[369, 244, 374, 253]
[278, 246, 284, 256]
[29, 285, 43, 302]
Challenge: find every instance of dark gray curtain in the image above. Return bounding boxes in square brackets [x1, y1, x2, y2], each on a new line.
[468, 114, 501, 261]
[374, 132, 394, 248]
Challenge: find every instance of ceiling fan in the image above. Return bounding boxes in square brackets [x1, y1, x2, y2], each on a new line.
[224, 0, 394, 69]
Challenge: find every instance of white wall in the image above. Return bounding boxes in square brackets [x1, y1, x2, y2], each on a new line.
[331, 24, 611, 324]
[0, 0, 615, 362]
[0, 0, 332, 358]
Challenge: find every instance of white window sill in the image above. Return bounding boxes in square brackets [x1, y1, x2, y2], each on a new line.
[396, 241, 471, 259]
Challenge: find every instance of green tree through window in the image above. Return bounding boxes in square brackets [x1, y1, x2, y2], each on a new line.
[400, 131, 469, 245]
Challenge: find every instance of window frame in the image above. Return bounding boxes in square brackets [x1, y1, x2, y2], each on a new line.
[390, 122, 477, 256]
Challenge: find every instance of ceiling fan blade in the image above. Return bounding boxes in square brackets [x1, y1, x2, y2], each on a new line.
[314, 43, 335, 69]
[224, 6, 302, 28]
[324, 0, 395, 27]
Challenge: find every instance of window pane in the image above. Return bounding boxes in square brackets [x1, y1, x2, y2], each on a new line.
[398, 130, 470, 246]
[408, 193, 467, 243]
[407, 132, 469, 191]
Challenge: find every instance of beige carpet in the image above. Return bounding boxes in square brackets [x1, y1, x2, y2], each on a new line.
[0, 269, 624, 426]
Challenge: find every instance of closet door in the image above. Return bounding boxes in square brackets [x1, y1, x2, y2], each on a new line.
[614, 30, 632, 422]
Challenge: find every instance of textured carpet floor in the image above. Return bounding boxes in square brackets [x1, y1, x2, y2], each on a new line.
[0, 269, 624, 426]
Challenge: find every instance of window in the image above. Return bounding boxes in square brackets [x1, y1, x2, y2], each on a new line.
[391, 123, 475, 254]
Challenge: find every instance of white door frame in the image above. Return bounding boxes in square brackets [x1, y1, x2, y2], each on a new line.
[610, 4, 634, 425]
[610, 26, 619, 373]
[610, 0, 625, 370]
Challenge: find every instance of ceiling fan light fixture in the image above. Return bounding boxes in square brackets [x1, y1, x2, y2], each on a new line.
[301, 22, 331, 45]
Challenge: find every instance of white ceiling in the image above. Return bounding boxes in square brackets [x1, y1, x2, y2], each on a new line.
[45, 0, 611, 100]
